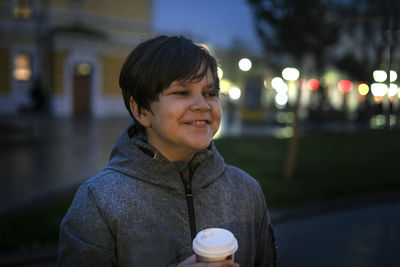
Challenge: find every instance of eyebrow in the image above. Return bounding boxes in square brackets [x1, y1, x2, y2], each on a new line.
[171, 80, 216, 89]
[204, 83, 216, 90]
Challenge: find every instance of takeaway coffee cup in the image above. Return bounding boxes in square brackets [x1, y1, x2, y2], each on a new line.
[192, 228, 238, 262]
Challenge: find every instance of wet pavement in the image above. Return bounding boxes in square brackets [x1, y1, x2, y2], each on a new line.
[0, 115, 131, 217]
[1, 115, 399, 266]
[274, 202, 400, 267]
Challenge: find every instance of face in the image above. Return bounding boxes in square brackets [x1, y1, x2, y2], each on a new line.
[133, 68, 222, 162]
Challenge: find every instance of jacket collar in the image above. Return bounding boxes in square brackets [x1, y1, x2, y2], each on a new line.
[106, 122, 226, 194]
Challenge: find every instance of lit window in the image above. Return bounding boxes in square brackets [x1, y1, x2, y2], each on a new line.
[13, 53, 32, 81]
[13, 0, 32, 20]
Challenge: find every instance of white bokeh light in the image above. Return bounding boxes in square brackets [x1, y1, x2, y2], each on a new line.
[238, 58, 252, 71]
[390, 70, 398, 82]
[282, 67, 300, 81]
[271, 77, 288, 93]
[389, 83, 398, 97]
[373, 70, 387, 82]
[275, 93, 288, 106]
[371, 83, 388, 97]
[229, 87, 241, 100]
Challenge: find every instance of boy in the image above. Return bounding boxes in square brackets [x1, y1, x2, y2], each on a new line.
[58, 35, 279, 266]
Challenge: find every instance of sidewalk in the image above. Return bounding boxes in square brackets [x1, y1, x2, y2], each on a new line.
[0, 115, 131, 218]
[275, 201, 400, 267]
[0, 115, 129, 266]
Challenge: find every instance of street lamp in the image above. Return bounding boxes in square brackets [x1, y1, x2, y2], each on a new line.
[238, 58, 252, 72]
[373, 70, 387, 82]
[371, 83, 388, 97]
[228, 87, 241, 100]
[271, 77, 288, 93]
[271, 76, 289, 108]
[389, 83, 398, 97]
[275, 93, 289, 106]
[282, 67, 300, 81]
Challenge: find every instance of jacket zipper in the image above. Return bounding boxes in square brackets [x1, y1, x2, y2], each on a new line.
[181, 174, 197, 241]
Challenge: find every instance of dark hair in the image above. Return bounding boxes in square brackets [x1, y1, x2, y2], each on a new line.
[119, 35, 220, 125]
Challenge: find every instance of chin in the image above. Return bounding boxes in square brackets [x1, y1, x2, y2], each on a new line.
[189, 140, 212, 151]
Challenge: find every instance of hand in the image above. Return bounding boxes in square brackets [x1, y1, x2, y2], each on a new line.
[177, 254, 239, 267]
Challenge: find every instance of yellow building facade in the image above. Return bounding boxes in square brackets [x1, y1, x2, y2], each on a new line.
[0, 0, 152, 117]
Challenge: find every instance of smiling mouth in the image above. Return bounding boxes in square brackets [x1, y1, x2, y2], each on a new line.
[187, 120, 209, 125]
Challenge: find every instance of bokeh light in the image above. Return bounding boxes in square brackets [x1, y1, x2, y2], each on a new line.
[390, 70, 397, 82]
[389, 83, 398, 97]
[275, 93, 288, 106]
[77, 63, 91, 76]
[308, 79, 319, 90]
[358, 83, 369, 96]
[282, 67, 300, 81]
[229, 87, 241, 100]
[276, 126, 294, 138]
[371, 83, 388, 97]
[219, 79, 232, 94]
[338, 80, 353, 92]
[276, 112, 295, 124]
[373, 70, 387, 82]
[217, 67, 223, 79]
[271, 77, 288, 93]
[238, 58, 252, 71]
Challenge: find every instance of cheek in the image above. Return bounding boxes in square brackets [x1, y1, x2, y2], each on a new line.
[154, 102, 182, 122]
[212, 102, 222, 128]
[213, 101, 222, 120]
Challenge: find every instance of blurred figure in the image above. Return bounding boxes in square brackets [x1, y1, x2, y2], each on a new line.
[29, 78, 48, 113]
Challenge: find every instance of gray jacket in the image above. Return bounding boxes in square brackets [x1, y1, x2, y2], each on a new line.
[58, 124, 279, 266]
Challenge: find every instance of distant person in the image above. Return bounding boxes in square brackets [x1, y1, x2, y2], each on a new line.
[30, 78, 47, 112]
[58, 35, 279, 267]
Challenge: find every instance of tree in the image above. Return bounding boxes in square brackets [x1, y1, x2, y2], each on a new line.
[247, 0, 340, 67]
[336, 0, 400, 128]
[247, 0, 341, 179]
[329, 0, 400, 82]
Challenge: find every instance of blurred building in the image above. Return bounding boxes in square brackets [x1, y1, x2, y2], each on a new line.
[0, 0, 152, 117]
[216, 11, 400, 133]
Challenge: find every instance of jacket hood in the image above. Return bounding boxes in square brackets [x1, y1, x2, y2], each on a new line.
[106, 122, 227, 194]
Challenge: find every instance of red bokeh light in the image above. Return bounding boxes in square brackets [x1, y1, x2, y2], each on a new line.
[338, 80, 354, 92]
[308, 79, 319, 90]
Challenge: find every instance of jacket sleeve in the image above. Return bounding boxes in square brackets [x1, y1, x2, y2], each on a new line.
[58, 183, 117, 267]
[254, 194, 280, 267]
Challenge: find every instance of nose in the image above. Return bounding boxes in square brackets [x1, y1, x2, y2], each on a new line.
[190, 94, 211, 111]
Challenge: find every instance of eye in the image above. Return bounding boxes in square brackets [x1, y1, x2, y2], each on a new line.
[204, 90, 219, 97]
[172, 91, 189, 96]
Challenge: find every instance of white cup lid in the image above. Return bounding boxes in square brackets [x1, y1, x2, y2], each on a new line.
[192, 228, 238, 258]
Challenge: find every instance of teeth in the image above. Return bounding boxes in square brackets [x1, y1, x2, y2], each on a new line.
[191, 121, 207, 125]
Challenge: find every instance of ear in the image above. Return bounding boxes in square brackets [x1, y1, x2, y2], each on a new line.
[129, 97, 152, 128]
